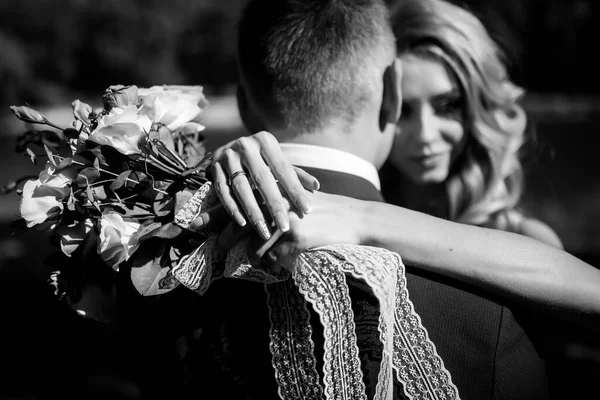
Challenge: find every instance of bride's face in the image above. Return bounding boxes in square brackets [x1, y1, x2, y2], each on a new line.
[389, 53, 466, 185]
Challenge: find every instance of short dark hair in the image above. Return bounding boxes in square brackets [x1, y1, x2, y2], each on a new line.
[237, 0, 395, 134]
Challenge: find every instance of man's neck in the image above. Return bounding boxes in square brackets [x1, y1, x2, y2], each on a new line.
[283, 132, 356, 154]
[273, 122, 379, 167]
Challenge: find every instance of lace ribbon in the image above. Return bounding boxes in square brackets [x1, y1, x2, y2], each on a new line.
[172, 183, 461, 400]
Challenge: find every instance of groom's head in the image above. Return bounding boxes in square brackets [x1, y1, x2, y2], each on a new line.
[237, 0, 399, 167]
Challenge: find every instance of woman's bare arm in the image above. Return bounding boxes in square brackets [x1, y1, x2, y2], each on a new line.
[358, 200, 600, 328]
[201, 132, 600, 328]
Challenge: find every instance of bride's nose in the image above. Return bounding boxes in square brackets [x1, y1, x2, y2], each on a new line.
[411, 105, 441, 145]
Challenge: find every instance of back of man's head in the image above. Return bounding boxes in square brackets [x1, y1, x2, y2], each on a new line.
[237, 0, 396, 137]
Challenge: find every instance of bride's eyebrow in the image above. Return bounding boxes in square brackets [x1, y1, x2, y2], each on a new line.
[431, 88, 461, 102]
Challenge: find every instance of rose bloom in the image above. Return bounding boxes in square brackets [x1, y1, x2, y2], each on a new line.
[102, 85, 140, 110]
[39, 162, 78, 186]
[88, 105, 153, 155]
[138, 85, 208, 132]
[97, 211, 141, 269]
[72, 99, 93, 125]
[20, 180, 65, 228]
[19, 163, 75, 228]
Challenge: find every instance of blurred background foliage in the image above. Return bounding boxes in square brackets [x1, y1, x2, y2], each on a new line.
[0, 0, 599, 109]
[0, 0, 599, 399]
[0, 0, 242, 107]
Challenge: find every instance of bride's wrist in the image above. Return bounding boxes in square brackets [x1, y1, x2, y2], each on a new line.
[354, 199, 372, 246]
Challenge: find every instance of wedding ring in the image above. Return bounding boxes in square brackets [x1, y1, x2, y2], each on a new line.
[228, 170, 247, 186]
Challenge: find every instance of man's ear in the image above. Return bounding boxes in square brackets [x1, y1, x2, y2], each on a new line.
[237, 85, 267, 134]
[379, 59, 402, 132]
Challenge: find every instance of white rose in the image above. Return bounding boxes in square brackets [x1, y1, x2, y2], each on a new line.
[97, 211, 141, 269]
[138, 85, 208, 132]
[19, 179, 65, 228]
[88, 105, 153, 155]
[39, 162, 78, 187]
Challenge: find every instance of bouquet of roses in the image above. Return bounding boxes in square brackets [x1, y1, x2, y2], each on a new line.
[5, 84, 216, 316]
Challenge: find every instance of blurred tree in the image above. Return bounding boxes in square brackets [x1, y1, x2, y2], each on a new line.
[0, 0, 243, 107]
[1, 0, 599, 108]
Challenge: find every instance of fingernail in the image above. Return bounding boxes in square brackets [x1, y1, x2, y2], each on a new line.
[255, 220, 271, 240]
[189, 218, 203, 231]
[274, 211, 289, 232]
[297, 195, 311, 213]
[233, 211, 247, 227]
[313, 178, 320, 191]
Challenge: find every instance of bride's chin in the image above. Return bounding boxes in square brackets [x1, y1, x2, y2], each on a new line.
[411, 169, 447, 185]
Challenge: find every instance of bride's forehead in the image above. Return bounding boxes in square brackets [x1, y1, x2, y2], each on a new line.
[398, 54, 457, 99]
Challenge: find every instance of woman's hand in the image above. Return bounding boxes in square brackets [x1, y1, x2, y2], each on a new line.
[199, 131, 320, 241]
[238, 191, 367, 273]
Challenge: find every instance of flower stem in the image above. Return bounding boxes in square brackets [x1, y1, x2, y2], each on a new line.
[48, 154, 169, 195]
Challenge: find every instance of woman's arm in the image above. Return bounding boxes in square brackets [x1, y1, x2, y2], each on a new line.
[221, 188, 600, 328]
[201, 132, 600, 328]
[358, 200, 599, 328]
[519, 217, 564, 249]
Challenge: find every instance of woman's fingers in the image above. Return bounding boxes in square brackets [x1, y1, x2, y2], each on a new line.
[189, 204, 229, 233]
[211, 159, 247, 228]
[252, 131, 318, 213]
[211, 131, 319, 238]
[229, 134, 290, 233]
[223, 148, 272, 241]
[294, 166, 320, 191]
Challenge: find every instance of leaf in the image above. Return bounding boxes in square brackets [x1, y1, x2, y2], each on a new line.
[25, 148, 37, 165]
[109, 170, 131, 191]
[91, 185, 108, 201]
[130, 240, 176, 296]
[125, 171, 146, 189]
[44, 144, 57, 166]
[152, 192, 174, 217]
[120, 204, 153, 216]
[76, 167, 100, 187]
[93, 157, 100, 170]
[129, 220, 162, 244]
[86, 186, 101, 213]
[140, 222, 183, 241]
[72, 153, 94, 166]
[58, 141, 73, 158]
[56, 157, 73, 169]
[63, 128, 80, 139]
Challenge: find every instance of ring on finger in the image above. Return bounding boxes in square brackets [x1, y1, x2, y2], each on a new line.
[228, 170, 247, 186]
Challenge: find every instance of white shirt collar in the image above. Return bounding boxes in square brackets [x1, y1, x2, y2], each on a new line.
[280, 143, 381, 190]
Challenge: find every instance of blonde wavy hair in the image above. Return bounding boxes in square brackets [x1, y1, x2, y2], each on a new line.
[390, 0, 528, 231]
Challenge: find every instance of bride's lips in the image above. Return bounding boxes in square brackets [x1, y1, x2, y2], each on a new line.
[411, 152, 447, 167]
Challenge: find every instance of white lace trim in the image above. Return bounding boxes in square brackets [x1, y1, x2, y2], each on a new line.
[169, 185, 461, 400]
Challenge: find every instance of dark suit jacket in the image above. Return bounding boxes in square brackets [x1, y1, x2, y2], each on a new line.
[302, 167, 549, 400]
[119, 166, 549, 400]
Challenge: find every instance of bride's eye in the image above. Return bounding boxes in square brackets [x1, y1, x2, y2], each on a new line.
[432, 94, 463, 120]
